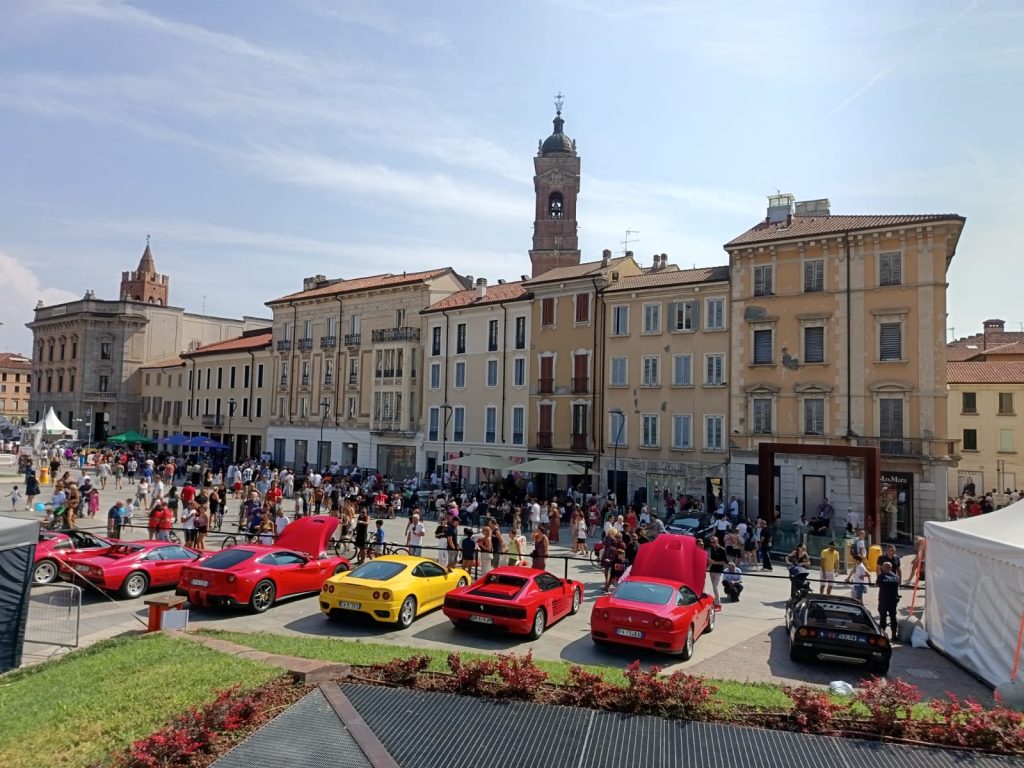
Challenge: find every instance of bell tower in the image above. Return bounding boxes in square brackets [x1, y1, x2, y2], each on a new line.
[530, 93, 581, 278]
[120, 237, 170, 305]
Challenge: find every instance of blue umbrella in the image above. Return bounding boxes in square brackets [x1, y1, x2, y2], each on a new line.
[187, 436, 229, 450]
[158, 434, 191, 446]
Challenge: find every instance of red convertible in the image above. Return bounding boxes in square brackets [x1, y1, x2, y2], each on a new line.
[63, 541, 201, 599]
[590, 534, 715, 659]
[34, 529, 113, 585]
[442, 567, 584, 639]
[177, 515, 349, 613]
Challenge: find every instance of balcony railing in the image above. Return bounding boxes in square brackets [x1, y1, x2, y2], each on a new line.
[324, 375, 333, 386]
[344, 333, 361, 347]
[372, 419, 416, 434]
[571, 376, 589, 394]
[300, 376, 310, 387]
[84, 390, 116, 401]
[347, 374, 358, 387]
[201, 414, 223, 428]
[537, 431, 553, 450]
[320, 336, 337, 349]
[297, 338, 313, 351]
[571, 433, 588, 451]
[855, 436, 933, 458]
[276, 340, 292, 352]
[375, 368, 403, 379]
[371, 327, 421, 344]
[538, 377, 554, 395]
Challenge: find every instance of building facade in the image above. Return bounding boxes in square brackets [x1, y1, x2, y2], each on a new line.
[0, 353, 33, 424]
[724, 194, 966, 539]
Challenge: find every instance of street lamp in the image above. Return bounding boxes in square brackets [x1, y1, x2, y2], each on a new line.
[319, 397, 331, 472]
[439, 403, 453, 492]
[609, 408, 625, 510]
[227, 398, 236, 464]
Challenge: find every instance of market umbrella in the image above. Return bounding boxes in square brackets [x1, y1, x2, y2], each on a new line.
[107, 430, 155, 445]
[186, 436, 229, 450]
[508, 458, 588, 475]
[445, 454, 513, 471]
[157, 434, 191, 446]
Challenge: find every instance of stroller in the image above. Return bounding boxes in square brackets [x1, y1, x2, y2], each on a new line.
[788, 564, 811, 602]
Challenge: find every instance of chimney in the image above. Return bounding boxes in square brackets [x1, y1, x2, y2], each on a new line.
[660, 253, 668, 270]
[983, 318, 1005, 350]
[520, 275, 530, 282]
[465, 275, 474, 288]
[476, 277, 487, 299]
[601, 249, 612, 267]
[497, 279, 506, 285]
[652, 253, 660, 270]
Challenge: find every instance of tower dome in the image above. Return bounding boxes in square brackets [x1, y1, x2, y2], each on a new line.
[540, 111, 575, 156]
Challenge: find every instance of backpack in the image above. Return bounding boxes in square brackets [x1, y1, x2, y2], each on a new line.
[435, 524, 446, 538]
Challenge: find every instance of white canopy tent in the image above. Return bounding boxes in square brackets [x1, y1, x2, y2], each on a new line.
[924, 501, 1024, 687]
[20, 408, 76, 452]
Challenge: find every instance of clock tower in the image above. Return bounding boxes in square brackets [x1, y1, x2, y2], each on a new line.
[530, 95, 581, 278]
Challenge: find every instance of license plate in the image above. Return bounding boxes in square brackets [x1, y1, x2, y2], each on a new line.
[615, 628, 644, 639]
[836, 632, 864, 643]
[469, 615, 494, 624]
[338, 601, 361, 610]
[190, 579, 209, 587]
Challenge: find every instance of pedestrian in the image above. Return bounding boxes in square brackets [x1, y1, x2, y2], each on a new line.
[905, 537, 925, 586]
[155, 501, 173, 542]
[181, 504, 196, 546]
[25, 471, 40, 512]
[722, 562, 744, 602]
[405, 512, 425, 557]
[489, 519, 504, 572]
[434, 519, 449, 568]
[528, 497, 541, 533]
[758, 519, 775, 570]
[354, 509, 370, 563]
[575, 512, 589, 556]
[194, 505, 209, 550]
[475, 526, 491, 576]
[531, 525, 549, 571]
[87, 487, 100, 518]
[846, 553, 869, 603]
[460, 527, 478, 574]
[6, 485, 22, 511]
[819, 540, 839, 595]
[877, 544, 903, 583]
[875, 561, 900, 641]
[707, 535, 727, 609]
[600, 528, 624, 592]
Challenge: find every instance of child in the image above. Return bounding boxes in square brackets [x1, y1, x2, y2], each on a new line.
[846, 553, 870, 603]
[373, 519, 386, 557]
[460, 527, 478, 573]
[7, 485, 22, 511]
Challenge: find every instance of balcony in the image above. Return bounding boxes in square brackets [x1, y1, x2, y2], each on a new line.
[370, 419, 417, 436]
[320, 336, 337, 349]
[571, 433, 588, 451]
[297, 338, 313, 351]
[324, 375, 333, 387]
[537, 377, 554, 395]
[855, 437, 934, 458]
[537, 431, 553, 450]
[347, 374, 359, 388]
[300, 375, 310, 387]
[84, 390, 116, 401]
[344, 333, 362, 347]
[201, 414, 223, 428]
[375, 368, 403, 380]
[276, 340, 292, 352]
[371, 327, 421, 344]
[571, 376, 590, 394]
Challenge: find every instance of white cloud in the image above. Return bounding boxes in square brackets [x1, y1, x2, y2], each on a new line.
[0, 250, 78, 353]
[294, 0, 454, 50]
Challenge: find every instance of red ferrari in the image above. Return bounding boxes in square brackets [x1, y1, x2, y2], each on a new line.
[34, 529, 113, 585]
[590, 535, 715, 659]
[63, 541, 201, 599]
[177, 515, 349, 613]
[442, 567, 584, 639]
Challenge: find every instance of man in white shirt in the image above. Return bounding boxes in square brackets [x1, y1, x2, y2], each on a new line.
[529, 498, 541, 532]
[275, 509, 290, 536]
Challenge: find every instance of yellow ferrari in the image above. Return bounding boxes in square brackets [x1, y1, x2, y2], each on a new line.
[320, 555, 470, 628]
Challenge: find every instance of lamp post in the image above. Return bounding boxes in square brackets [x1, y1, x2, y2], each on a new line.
[439, 403, 453, 493]
[609, 408, 625, 510]
[319, 397, 331, 472]
[227, 398, 236, 464]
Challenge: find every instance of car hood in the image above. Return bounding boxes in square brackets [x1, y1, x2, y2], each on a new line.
[629, 535, 707, 595]
[273, 515, 339, 556]
[66, 548, 142, 567]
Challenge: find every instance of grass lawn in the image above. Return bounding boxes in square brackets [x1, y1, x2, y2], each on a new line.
[0, 634, 280, 768]
[198, 629, 792, 711]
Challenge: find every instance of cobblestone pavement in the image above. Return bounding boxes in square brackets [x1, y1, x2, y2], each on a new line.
[1, 467, 993, 702]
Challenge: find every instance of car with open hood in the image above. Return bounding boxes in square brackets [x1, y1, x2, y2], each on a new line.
[590, 534, 715, 659]
[63, 540, 201, 599]
[442, 567, 584, 639]
[34, 529, 113, 585]
[177, 515, 349, 613]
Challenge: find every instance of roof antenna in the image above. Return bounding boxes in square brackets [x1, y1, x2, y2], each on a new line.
[621, 229, 639, 256]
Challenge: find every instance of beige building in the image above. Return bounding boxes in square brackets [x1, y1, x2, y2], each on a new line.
[0, 353, 33, 424]
[724, 194, 966, 539]
[265, 269, 466, 478]
[603, 261, 731, 512]
[420, 279, 532, 484]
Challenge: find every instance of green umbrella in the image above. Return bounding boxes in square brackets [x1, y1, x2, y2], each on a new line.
[107, 430, 155, 445]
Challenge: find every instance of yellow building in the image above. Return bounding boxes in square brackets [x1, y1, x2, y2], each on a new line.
[0, 353, 33, 424]
[724, 195, 965, 539]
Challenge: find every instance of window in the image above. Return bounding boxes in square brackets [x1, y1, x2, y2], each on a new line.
[431, 327, 442, 356]
[350, 314, 360, 335]
[753, 329, 773, 364]
[548, 191, 564, 218]
[962, 392, 977, 414]
[705, 415, 724, 450]
[804, 259, 824, 292]
[511, 407, 524, 445]
[705, 354, 724, 385]
[963, 429, 978, 451]
[643, 303, 661, 333]
[575, 292, 591, 323]
[672, 415, 692, 449]
[669, 301, 698, 332]
[487, 319, 499, 351]
[59, 340, 65, 360]
[243, 365, 251, 388]
[454, 361, 466, 389]
[752, 398, 772, 434]
[879, 398, 904, 454]
[999, 429, 1015, 453]
[705, 297, 725, 329]
[99, 375, 109, 393]
[513, 357, 525, 387]
[301, 361, 310, 386]
[326, 317, 335, 338]
[804, 398, 825, 435]
[456, 323, 467, 354]
[429, 363, 441, 390]
[514, 317, 526, 349]
[611, 305, 629, 336]
[484, 407, 497, 443]
[324, 360, 333, 386]
[571, 403, 588, 446]
[641, 414, 659, 447]
[428, 408, 439, 441]
[610, 357, 627, 387]
[879, 323, 902, 361]
[804, 326, 825, 364]
[453, 407, 465, 442]
[100, 342, 111, 360]
[609, 410, 626, 447]
[242, 397, 249, 417]
[672, 354, 693, 386]
[641, 356, 660, 386]
[71, 339, 78, 358]
[999, 392, 1015, 415]
[217, 367, 224, 389]
[753, 265, 773, 296]
[541, 297, 555, 326]
[254, 398, 263, 418]
[879, 252, 902, 286]
[205, 368, 211, 389]
[486, 359, 499, 388]
[395, 308, 406, 327]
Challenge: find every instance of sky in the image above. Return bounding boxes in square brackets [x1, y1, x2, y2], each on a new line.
[1, 0, 1021, 354]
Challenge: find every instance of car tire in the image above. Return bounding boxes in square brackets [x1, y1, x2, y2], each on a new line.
[456, 576, 468, 588]
[528, 608, 546, 640]
[397, 595, 417, 629]
[570, 587, 582, 615]
[870, 659, 890, 676]
[789, 644, 810, 663]
[679, 624, 695, 661]
[333, 563, 349, 575]
[33, 559, 59, 585]
[592, 636, 610, 648]
[705, 605, 716, 633]
[249, 579, 276, 613]
[326, 608, 344, 621]
[119, 571, 149, 599]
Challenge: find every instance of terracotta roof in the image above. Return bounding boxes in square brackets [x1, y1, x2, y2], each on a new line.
[946, 331, 1024, 361]
[947, 361, 1024, 385]
[140, 356, 185, 369]
[267, 268, 454, 305]
[725, 213, 964, 247]
[422, 282, 529, 313]
[606, 265, 729, 292]
[0, 352, 32, 369]
[185, 330, 273, 357]
[524, 256, 631, 285]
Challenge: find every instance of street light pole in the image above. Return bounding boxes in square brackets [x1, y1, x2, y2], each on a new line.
[440, 403, 453, 493]
[609, 408, 625, 510]
[227, 398, 236, 464]
[84, 407, 93, 450]
[319, 397, 331, 472]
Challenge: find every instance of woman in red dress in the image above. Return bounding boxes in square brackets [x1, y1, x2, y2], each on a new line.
[548, 502, 560, 543]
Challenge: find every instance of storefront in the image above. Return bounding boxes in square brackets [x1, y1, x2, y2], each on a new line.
[376, 444, 416, 482]
[880, 471, 913, 543]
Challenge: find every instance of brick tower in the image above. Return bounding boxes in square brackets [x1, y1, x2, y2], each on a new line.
[529, 95, 581, 278]
[120, 238, 169, 305]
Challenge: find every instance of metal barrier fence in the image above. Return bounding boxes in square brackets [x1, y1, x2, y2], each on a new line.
[26, 583, 82, 648]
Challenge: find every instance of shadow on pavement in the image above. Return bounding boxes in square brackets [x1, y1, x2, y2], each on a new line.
[559, 633, 668, 671]
[411, 619, 528, 652]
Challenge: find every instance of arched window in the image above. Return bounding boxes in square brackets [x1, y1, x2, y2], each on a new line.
[548, 191, 564, 219]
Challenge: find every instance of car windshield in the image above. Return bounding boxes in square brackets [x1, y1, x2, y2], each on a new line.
[197, 549, 256, 569]
[483, 574, 529, 589]
[349, 560, 406, 581]
[807, 601, 875, 629]
[613, 581, 675, 605]
[669, 517, 700, 529]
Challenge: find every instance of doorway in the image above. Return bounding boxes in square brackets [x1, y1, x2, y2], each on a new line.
[744, 464, 780, 521]
[803, 475, 826, 519]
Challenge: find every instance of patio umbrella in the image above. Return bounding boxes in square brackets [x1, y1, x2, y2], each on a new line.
[509, 458, 588, 475]
[157, 434, 191, 446]
[445, 454, 512, 471]
[186, 436, 229, 450]
[107, 430, 155, 445]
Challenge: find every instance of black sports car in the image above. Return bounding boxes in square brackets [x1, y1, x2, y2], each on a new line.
[787, 594, 892, 675]
[664, 513, 717, 545]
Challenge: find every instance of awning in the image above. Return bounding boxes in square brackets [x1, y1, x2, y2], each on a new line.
[510, 458, 588, 475]
[445, 454, 512, 471]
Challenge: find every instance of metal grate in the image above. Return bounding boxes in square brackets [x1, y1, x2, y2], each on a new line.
[26, 584, 81, 648]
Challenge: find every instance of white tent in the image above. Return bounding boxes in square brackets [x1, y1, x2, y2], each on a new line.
[21, 407, 76, 452]
[924, 501, 1024, 687]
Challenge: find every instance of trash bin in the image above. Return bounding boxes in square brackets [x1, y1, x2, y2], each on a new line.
[867, 544, 882, 573]
[39, 466, 49, 485]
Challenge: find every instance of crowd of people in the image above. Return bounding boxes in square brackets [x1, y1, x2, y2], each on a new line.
[947, 477, 1020, 519]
